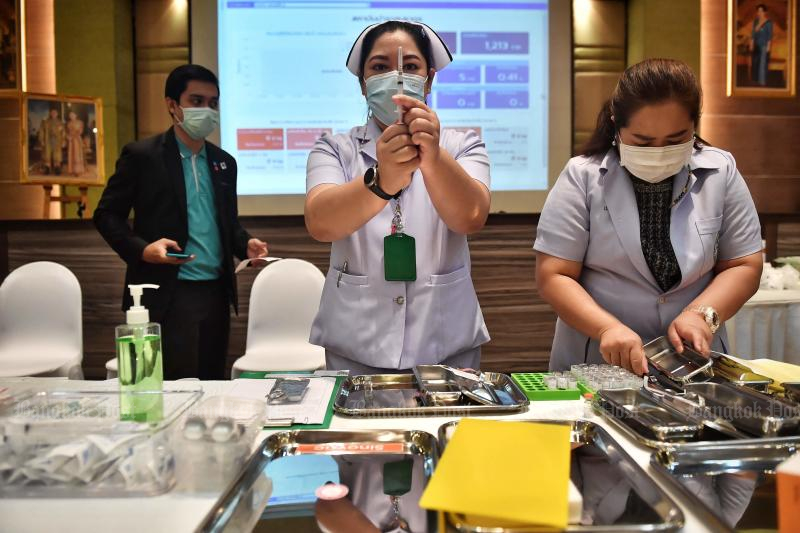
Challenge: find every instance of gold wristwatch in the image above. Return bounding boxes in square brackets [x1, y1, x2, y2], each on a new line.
[685, 305, 720, 334]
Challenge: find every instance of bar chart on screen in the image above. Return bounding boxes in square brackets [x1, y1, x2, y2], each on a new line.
[219, 0, 550, 195]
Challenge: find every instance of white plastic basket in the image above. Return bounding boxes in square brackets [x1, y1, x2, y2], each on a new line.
[0, 388, 202, 497]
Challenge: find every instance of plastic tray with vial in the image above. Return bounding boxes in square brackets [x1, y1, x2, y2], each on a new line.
[174, 395, 266, 492]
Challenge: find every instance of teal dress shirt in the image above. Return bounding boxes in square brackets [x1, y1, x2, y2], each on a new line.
[176, 137, 223, 280]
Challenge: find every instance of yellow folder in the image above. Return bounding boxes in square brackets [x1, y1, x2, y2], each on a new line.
[741, 358, 800, 384]
[419, 419, 571, 529]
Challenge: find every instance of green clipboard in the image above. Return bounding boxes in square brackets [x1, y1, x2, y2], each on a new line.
[238, 371, 343, 430]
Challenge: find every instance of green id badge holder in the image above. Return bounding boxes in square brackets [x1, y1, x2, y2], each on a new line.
[383, 457, 413, 496]
[384, 233, 417, 281]
[383, 457, 413, 531]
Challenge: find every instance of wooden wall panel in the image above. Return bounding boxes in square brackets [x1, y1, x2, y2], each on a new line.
[627, 0, 701, 76]
[572, 0, 626, 154]
[3, 217, 800, 379]
[701, 1, 800, 184]
[0, 0, 60, 220]
[134, 0, 189, 139]
[702, 115, 800, 179]
[24, 0, 55, 94]
[779, 222, 800, 255]
[1, 215, 549, 378]
[701, 0, 800, 261]
[0, 97, 42, 220]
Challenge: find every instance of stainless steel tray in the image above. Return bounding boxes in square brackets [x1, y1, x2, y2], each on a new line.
[597, 407, 800, 453]
[652, 441, 799, 532]
[595, 388, 705, 442]
[684, 382, 800, 437]
[438, 419, 684, 532]
[196, 429, 439, 532]
[783, 381, 800, 403]
[414, 365, 516, 406]
[644, 336, 713, 384]
[643, 388, 747, 439]
[595, 382, 800, 450]
[333, 370, 529, 417]
[709, 352, 773, 393]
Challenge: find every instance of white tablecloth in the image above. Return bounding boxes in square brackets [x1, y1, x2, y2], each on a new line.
[0, 378, 731, 533]
[727, 289, 800, 364]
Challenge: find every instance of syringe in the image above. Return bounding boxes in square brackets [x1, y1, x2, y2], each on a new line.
[396, 46, 404, 123]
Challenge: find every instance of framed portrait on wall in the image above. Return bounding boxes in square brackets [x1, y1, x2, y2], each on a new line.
[728, 0, 797, 97]
[0, 0, 19, 92]
[21, 93, 105, 185]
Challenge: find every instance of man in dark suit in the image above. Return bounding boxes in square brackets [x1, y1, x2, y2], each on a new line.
[94, 64, 268, 380]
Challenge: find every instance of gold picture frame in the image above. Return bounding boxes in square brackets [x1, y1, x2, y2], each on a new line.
[0, 0, 20, 93]
[728, 0, 797, 97]
[21, 93, 105, 185]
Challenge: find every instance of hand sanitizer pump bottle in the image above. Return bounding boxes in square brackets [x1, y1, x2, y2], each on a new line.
[116, 284, 163, 422]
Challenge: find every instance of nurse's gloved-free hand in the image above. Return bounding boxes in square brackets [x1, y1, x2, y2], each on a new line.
[598, 323, 648, 375]
[667, 311, 712, 357]
[393, 94, 441, 169]
[376, 123, 419, 195]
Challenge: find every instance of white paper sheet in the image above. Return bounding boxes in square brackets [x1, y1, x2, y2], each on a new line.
[234, 256, 283, 274]
[226, 377, 335, 425]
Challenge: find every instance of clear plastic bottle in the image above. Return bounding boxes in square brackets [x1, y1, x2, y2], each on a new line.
[116, 284, 163, 422]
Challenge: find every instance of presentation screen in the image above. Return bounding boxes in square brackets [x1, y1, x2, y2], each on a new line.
[218, 0, 550, 196]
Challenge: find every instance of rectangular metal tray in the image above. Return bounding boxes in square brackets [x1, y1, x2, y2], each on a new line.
[652, 441, 799, 532]
[644, 336, 713, 384]
[684, 382, 800, 437]
[709, 352, 773, 393]
[414, 365, 516, 406]
[595, 384, 800, 450]
[642, 388, 748, 439]
[595, 388, 705, 442]
[783, 382, 800, 403]
[438, 419, 684, 532]
[196, 429, 439, 532]
[333, 371, 529, 417]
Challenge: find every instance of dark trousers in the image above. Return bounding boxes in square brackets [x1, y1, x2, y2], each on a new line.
[160, 279, 230, 380]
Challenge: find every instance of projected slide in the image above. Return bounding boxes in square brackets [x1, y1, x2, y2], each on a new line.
[219, 0, 548, 195]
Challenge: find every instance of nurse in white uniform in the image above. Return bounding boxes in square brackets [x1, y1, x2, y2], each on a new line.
[305, 21, 491, 373]
[535, 58, 763, 375]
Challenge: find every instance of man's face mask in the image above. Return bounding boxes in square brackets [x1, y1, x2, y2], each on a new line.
[175, 105, 219, 140]
[618, 136, 694, 183]
[365, 71, 426, 126]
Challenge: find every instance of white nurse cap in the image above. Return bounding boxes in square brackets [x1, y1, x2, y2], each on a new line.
[345, 20, 453, 76]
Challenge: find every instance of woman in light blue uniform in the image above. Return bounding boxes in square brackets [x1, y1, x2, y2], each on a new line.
[305, 21, 491, 373]
[535, 58, 763, 374]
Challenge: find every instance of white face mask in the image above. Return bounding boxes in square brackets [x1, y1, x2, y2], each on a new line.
[176, 106, 219, 140]
[365, 71, 427, 126]
[618, 137, 694, 183]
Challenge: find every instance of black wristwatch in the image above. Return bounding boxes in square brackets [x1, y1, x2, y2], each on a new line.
[364, 165, 400, 200]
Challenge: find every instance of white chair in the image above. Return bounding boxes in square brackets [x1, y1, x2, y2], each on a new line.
[0, 261, 84, 379]
[231, 259, 326, 378]
[105, 357, 118, 379]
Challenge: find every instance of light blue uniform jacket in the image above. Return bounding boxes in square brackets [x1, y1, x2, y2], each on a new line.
[534, 147, 762, 370]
